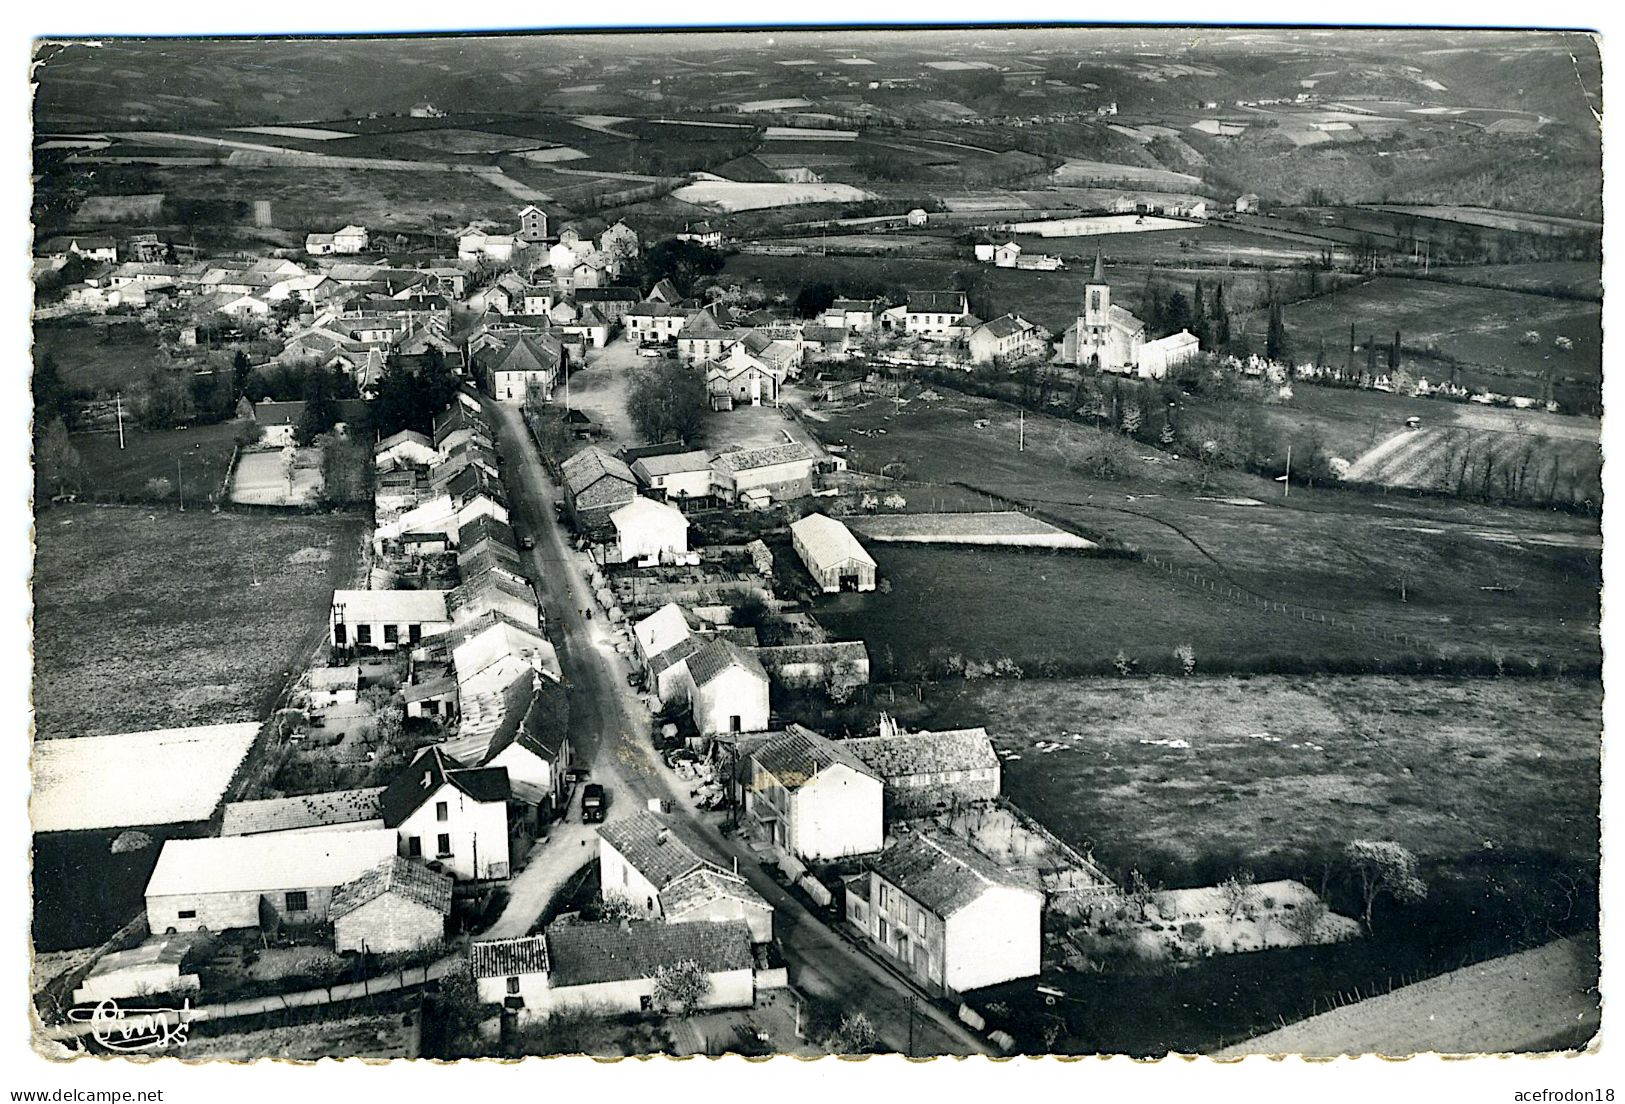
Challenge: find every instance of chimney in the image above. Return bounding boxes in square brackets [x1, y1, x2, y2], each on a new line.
[657, 828, 670, 846]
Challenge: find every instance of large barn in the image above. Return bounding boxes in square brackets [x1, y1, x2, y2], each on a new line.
[790, 513, 877, 593]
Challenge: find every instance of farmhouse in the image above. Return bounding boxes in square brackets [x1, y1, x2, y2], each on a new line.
[630, 449, 716, 504]
[144, 829, 400, 934]
[993, 241, 1023, 267]
[676, 220, 724, 247]
[676, 638, 770, 736]
[609, 496, 691, 565]
[969, 314, 1044, 366]
[790, 513, 877, 593]
[516, 204, 551, 244]
[220, 788, 387, 837]
[676, 307, 733, 363]
[1234, 193, 1260, 213]
[843, 724, 1001, 814]
[632, 603, 698, 666]
[710, 443, 817, 504]
[307, 225, 369, 255]
[821, 297, 884, 331]
[845, 828, 1043, 995]
[598, 811, 774, 941]
[330, 589, 452, 651]
[905, 291, 969, 339]
[459, 230, 528, 265]
[477, 675, 573, 817]
[331, 855, 454, 954]
[472, 919, 755, 1021]
[705, 347, 786, 409]
[381, 746, 512, 881]
[449, 571, 540, 628]
[450, 611, 560, 700]
[38, 233, 119, 262]
[560, 446, 639, 530]
[746, 725, 884, 862]
[624, 300, 692, 344]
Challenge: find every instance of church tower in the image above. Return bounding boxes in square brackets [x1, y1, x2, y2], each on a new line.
[1083, 246, 1110, 329]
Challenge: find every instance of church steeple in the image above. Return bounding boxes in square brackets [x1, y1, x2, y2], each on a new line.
[1091, 245, 1105, 283]
[1083, 242, 1109, 329]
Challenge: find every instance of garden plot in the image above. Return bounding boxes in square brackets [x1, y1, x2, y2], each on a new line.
[513, 146, 590, 163]
[847, 511, 1095, 550]
[999, 214, 1195, 237]
[673, 179, 875, 212]
[230, 447, 323, 506]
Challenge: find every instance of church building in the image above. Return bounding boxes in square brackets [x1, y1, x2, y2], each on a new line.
[1061, 249, 1146, 373]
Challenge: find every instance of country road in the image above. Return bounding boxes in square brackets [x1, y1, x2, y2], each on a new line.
[485, 401, 991, 1056]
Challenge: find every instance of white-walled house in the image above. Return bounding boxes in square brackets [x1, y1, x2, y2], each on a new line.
[632, 603, 696, 666]
[472, 920, 755, 1022]
[676, 638, 770, 736]
[597, 811, 773, 942]
[609, 496, 690, 564]
[746, 725, 884, 862]
[845, 829, 1043, 996]
[374, 429, 438, 471]
[330, 589, 452, 651]
[144, 829, 399, 934]
[1138, 329, 1201, 380]
[630, 450, 716, 504]
[380, 747, 512, 881]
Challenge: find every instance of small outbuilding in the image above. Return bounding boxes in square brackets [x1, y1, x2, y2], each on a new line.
[790, 513, 877, 593]
[609, 496, 690, 565]
[331, 855, 454, 954]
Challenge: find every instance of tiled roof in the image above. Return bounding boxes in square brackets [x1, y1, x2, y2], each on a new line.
[447, 571, 537, 619]
[598, 811, 711, 890]
[661, 867, 771, 919]
[331, 855, 453, 920]
[683, 637, 767, 688]
[561, 446, 635, 495]
[471, 935, 550, 979]
[648, 636, 703, 677]
[711, 442, 814, 473]
[545, 920, 753, 988]
[790, 513, 876, 570]
[751, 640, 869, 669]
[978, 313, 1032, 340]
[575, 286, 641, 302]
[377, 429, 433, 455]
[842, 728, 998, 781]
[633, 603, 696, 658]
[867, 829, 1039, 919]
[457, 515, 516, 551]
[631, 450, 712, 479]
[484, 674, 570, 765]
[751, 724, 877, 790]
[487, 332, 562, 375]
[379, 747, 510, 827]
[907, 291, 967, 314]
[219, 787, 386, 836]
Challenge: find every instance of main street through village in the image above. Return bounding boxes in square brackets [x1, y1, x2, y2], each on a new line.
[485, 400, 989, 1056]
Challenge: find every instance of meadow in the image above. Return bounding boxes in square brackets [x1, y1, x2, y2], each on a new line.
[73, 420, 242, 503]
[31, 505, 366, 739]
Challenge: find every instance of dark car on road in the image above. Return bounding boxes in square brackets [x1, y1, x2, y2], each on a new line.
[581, 783, 606, 822]
[518, 534, 535, 550]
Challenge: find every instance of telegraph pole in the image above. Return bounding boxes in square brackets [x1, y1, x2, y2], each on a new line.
[907, 994, 918, 1057]
[115, 392, 125, 449]
[1018, 407, 1025, 452]
[176, 458, 184, 511]
[1283, 444, 1291, 498]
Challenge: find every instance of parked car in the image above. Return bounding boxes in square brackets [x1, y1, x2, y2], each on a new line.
[637, 344, 663, 358]
[518, 534, 535, 550]
[581, 783, 607, 822]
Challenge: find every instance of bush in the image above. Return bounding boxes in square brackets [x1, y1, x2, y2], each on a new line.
[1179, 921, 1205, 940]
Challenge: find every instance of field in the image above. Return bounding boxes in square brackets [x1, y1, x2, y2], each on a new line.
[1344, 425, 1602, 505]
[32, 321, 171, 394]
[1264, 277, 1602, 402]
[229, 447, 324, 506]
[32, 505, 366, 739]
[1052, 158, 1205, 190]
[1418, 261, 1601, 300]
[1360, 205, 1602, 235]
[805, 386, 1600, 667]
[74, 421, 242, 503]
[672, 179, 875, 212]
[918, 674, 1601, 877]
[1009, 224, 1352, 267]
[170, 1013, 421, 1060]
[1001, 214, 1195, 236]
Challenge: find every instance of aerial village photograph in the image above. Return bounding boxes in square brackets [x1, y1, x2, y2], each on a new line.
[10, 6, 1616, 1099]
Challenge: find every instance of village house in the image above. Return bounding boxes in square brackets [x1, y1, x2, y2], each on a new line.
[1137, 328, 1201, 380]
[632, 604, 698, 667]
[403, 672, 459, 721]
[458, 229, 528, 265]
[844, 723, 1001, 814]
[676, 306, 733, 363]
[598, 812, 774, 941]
[573, 285, 640, 323]
[1234, 193, 1261, 214]
[845, 828, 1043, 995]
[450, 611, 561, 701]
[433, 404, 492, 456]
[904, 290, 970, 340]
[906, 207, 929, 226]
[471, 919, 755, 1021]
[330, 589, 452, 652]
[449, 571, 541, 629]
[623, 300, 692, 345]
[430, 441, 502, 491]
[630, 449, 716, 506]
[475, 675, 573, 821]
[745, 725, 885, 862]
[482, 332, 565, 403]
[220, 788, 388, 837]
[675, 638, 770, 736]
[308, 665, 361, 709]
[560, 446, 639, 531]
[800, 325, 851, 360]
[790, 513, 878, 593]
[331, 855, 454, 954]
[969, 313, 1045, 365]
[609, 496, 691, 565]
[710, 443, 817, 506]
[516, 204, 551, 244]
[381, 746, 513, 881]
[706, 346, 787, 409]
[144, 829, 399, 934]
[38, 233, 119, 263]
[676, 220, 723, 247]
[819, 297, 884, 332]
[306, 225, 369, 255]
[374, 429, 439, 472]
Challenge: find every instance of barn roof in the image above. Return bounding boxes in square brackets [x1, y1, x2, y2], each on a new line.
[867, 829, 1039, 919]
[471, 935, 550, 979]
[331, 855, 453, 920]
[145, 829, 399, 898]
[790, 513, 876, 570]
[750, 724, 877, 790]
[545, 920, 753, 988]
[843, 728, 998, 780]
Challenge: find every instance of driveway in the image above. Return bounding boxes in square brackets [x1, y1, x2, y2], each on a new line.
[483, 786, 598, 939]
[561, 339, 643, 447]
[485, 400, 989, 1056]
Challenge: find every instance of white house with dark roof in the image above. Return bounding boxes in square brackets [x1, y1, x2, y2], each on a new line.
[790, 513, 877, 593]
[632, 602, 697, 667]
[331, 855, 453, 954]
[676, 638, 770, 736]
[476, 674, 573, 817]
[598, 811, 773, 941]
[843, 724, 1000, 814]
[609, 496, 690, 564]
[710, 443, 817, 504]
[630, 449, 716, 503]
[144, 829, 400, 934]
[969, 313, 1044, 365]
[845, 828, 1042, 995]
[904, 290, 969, 339]
[472, 920, 755, 1021]
[380, 747, 512, 881]
[746, 725, 884, 861]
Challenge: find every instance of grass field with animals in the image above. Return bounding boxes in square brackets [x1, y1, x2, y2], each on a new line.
[31, 505, 366, 739]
